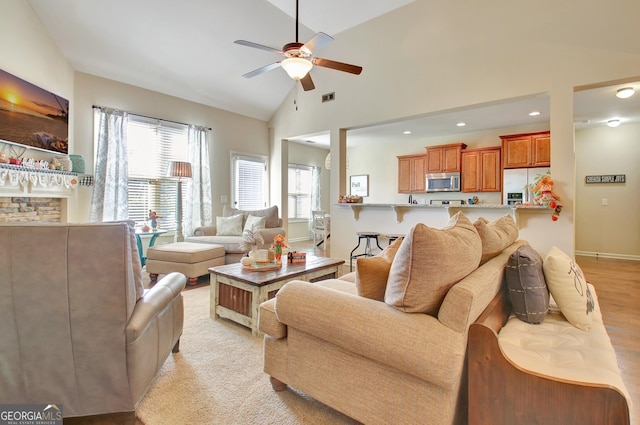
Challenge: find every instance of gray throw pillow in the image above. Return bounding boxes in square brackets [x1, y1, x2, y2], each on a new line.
[506, 245, 549, 324]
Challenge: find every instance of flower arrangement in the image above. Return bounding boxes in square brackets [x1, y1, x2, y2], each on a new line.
[239, 226, 264, 252]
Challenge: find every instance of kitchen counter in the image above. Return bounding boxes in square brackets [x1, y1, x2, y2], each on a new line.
[334, 202, 550, 224]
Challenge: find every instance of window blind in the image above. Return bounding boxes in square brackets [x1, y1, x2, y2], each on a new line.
[232, 154, 266, 210]
[127, 116, 188, 229]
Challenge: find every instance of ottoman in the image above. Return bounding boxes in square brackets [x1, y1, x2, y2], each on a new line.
[146, 242, 225, 285]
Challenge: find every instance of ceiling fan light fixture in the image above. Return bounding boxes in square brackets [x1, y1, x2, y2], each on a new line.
[281, 57, 313, 80]
[616, 87, 635, 99]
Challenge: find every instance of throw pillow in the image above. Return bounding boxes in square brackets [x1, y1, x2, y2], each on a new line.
[216, 214, 243, 236]
[385, 212, 482, 315]
[506, 245, 549, 324]
[474, 214, 519, 264]
[244, 214, 266, 231]
[543, 246, 594, 331]
[356, 237, 403, 301]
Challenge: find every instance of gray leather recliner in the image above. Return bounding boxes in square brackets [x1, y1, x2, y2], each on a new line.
[0, 222, 186, 418]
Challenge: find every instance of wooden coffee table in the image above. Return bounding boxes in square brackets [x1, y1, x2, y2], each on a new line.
[209, 255, 344, 336]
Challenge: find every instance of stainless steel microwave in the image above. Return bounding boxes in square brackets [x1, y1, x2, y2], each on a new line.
[426, 172, 461, 192]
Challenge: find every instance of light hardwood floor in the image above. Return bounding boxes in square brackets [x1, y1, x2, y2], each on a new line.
[576, 255, 639, 425]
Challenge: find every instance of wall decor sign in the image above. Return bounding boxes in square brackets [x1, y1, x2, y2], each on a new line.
[350, 174, 369, 197]
[585, 175, 626, 184]
[0, 68, 69, 154]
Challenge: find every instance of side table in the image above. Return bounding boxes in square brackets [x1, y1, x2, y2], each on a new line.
[135, 229, 167, 267]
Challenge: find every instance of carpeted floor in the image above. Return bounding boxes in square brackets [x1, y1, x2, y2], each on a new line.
[136, 286, 360, 425]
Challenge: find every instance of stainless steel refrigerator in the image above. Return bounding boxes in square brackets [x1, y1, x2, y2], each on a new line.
[502, 167, 550, 205]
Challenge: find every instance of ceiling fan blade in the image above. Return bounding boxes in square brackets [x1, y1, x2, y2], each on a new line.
[234, 40, 283, 55]
[300, 73, 315, 91]
[312, 58, 363, 75]
[242, 62, 281, 78]
[301, 32, 334, 55]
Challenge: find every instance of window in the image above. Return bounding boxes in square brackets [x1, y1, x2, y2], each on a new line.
[127, 116, 188, 230]
[231, 153, 266, 210]
[288, 164, 313, 219]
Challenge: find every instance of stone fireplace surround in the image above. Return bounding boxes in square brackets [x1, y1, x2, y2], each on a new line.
[0, 164, 78, 223]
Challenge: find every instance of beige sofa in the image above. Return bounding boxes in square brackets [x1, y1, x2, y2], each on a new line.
[186, 205, 286, 263]
[259, 213, 525, 425]
[0, 222, 186, 419]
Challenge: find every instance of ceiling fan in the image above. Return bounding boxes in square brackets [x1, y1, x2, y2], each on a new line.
[234, 0, 363, 91]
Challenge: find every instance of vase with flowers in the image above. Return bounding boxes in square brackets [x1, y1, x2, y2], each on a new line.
[272, 234, 288, 263]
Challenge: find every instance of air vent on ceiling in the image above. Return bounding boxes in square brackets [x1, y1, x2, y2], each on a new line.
[322, 92, 335, 103]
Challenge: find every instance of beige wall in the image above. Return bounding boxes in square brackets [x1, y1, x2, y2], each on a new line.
[73, 73, 270, 222]
[575, 124, 640, 259]
[269, 0, 640, 261]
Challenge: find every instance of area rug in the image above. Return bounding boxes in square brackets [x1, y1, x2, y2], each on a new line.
[136, 286, 360, 425]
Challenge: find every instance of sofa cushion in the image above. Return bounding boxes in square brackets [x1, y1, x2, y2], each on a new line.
[356, 237, 403, 301]
[474, 214, 519, 264]
[506, 245, 549, 324]
[224, 205, 279, 228]
[216, 214, 243, 236]
[543, 246, 594, 331]
[385, 212, 482, 315]
[244, 214, 266, 231]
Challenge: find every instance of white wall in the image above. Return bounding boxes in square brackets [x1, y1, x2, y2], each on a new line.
[575, 124, 640, 259]
[269, 0, 640, 261]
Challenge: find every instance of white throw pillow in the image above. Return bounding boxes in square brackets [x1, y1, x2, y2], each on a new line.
[543, 246, 594, 331]
[244, 214, 266, 231]
[216, 214, 243, 236]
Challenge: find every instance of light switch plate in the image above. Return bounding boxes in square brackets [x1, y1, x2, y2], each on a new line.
[601, 198, 608, 206]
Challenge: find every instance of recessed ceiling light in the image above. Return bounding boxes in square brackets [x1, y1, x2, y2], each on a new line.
[403, 130, 411, 135]
[456, 122, 466, 127]
[529, 111, 541, 116]
[607, 119, 621, 127]
[616, 87, 635, 99]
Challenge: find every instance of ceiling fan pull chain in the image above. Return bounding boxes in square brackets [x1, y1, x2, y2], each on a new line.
[294, 82, 299, 111]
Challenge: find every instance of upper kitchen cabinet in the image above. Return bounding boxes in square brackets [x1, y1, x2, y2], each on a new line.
[426, 143, 467, 173]
[397, 154, 427, 193]
[501, 131, 550, 168]
[461, 147, 501, 192]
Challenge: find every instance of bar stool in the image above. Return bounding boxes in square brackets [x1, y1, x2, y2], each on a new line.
[386, 233, 405, 245]
[349, 231, 383, 271]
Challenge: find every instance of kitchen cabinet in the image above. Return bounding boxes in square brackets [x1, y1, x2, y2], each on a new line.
[426, 143, 467, 173]
[397, 154, 427, 193]
[461, 147, 501, 192]
[501, 131, 550, 168]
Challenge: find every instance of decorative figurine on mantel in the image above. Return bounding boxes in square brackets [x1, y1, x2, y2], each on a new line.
[148, 210, 161, 231]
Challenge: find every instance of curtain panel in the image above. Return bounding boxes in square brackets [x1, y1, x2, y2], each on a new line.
[91, 108, 129, 222]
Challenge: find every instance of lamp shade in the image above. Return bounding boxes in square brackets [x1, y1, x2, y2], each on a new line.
[281, 57, 313, 80]
[167, 161, 192, 179]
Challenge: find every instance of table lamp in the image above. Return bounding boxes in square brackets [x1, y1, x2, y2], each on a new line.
[167, 161, 192, 242]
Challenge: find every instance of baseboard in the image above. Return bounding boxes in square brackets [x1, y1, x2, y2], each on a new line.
[575, 251, 640, 261]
